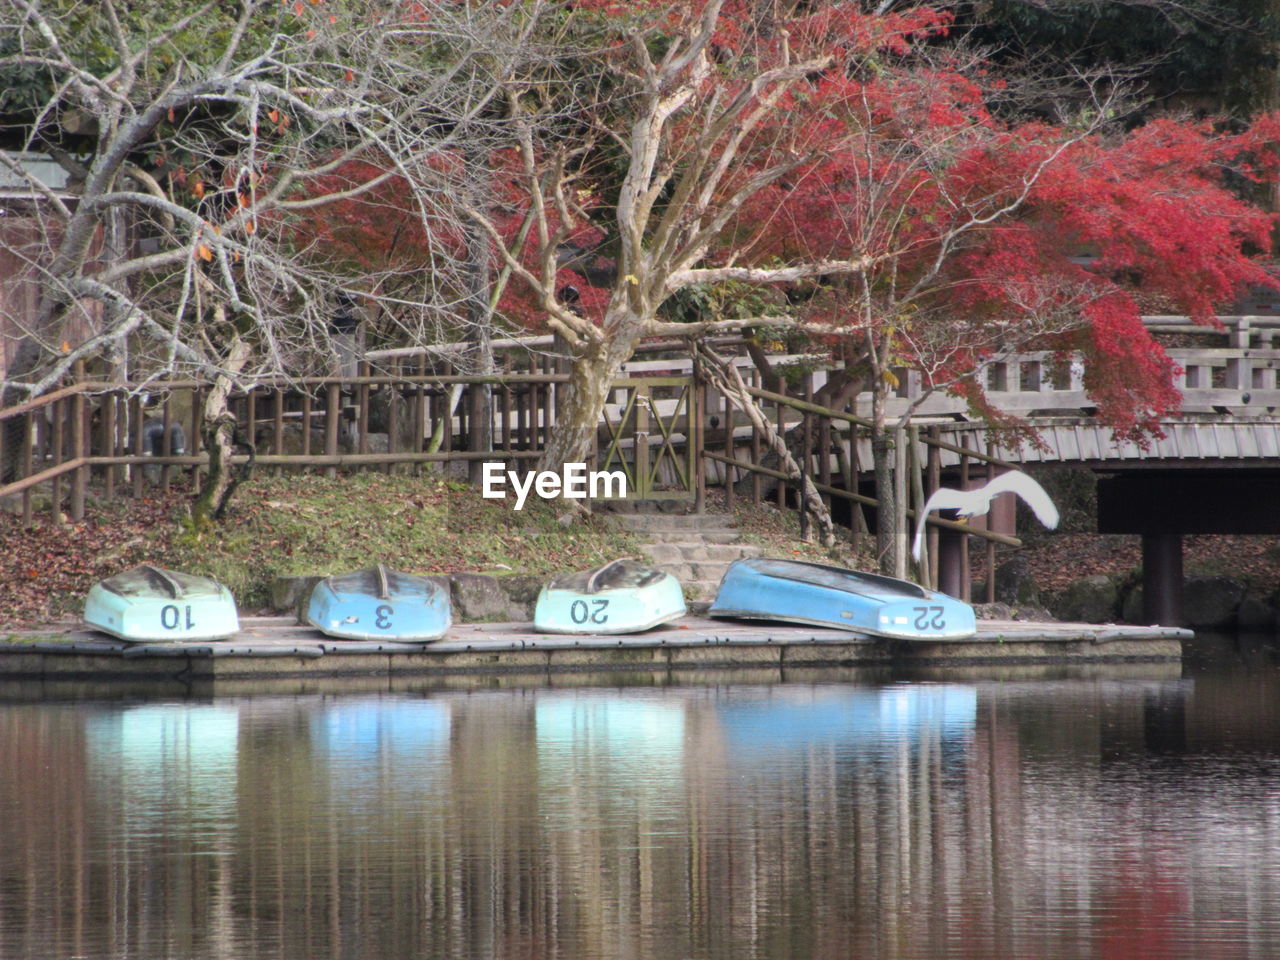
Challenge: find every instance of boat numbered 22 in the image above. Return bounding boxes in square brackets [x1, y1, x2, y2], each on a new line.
[912, 605, 947, 632]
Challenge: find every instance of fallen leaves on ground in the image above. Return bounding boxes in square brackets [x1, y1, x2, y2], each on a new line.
[1, 493, 189, 628]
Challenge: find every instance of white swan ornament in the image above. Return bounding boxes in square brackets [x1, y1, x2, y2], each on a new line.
[912, 470, 1059, 562]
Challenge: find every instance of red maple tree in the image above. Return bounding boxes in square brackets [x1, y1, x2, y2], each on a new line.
[291, 1, 1280, 566]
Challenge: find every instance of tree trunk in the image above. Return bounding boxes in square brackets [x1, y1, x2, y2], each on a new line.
[536, 337, 622, 472]
[872, 431, 896, 575]
[190, 336, 251, 528]
[465, 146, 495, 484]
[0, 340, 44, 482]
[698, 343, 836, 547]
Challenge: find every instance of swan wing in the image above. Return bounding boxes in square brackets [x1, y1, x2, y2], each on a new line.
[982, 471, 1060, 529]
[911, 486, 977, 562]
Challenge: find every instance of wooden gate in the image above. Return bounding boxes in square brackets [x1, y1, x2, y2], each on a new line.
[598, 377, 698, 501]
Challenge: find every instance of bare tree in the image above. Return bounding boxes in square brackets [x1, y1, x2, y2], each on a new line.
[0, 0, 552, 520]
[463, 1, 1116, 561]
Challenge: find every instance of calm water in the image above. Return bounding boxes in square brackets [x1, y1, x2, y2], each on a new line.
[3, 639, 1280, 959]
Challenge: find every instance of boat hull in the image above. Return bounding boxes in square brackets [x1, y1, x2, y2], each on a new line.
[709, 558, 976, 640]
[306, 566, 451, 641]
[84, 565, 240, 642]
[534, 559, 686, 634]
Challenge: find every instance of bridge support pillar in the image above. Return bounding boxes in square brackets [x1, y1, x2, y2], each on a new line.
[937, 528, 966, 600]
[1142, 533, 1183, 627]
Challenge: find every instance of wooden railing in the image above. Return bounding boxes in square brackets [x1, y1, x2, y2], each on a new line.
[6, 314, 1280, 600]
[702, 382, 1022, 600]
[0, 365, 704, 522]
[0, 371, 569, 524]
[830, 316, 1280, 420]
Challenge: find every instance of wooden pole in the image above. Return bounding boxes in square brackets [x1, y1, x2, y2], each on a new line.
[909, 425, 929, 588]
[272, 387, 285, 477]
[324, 382, 340, 479]
[986, 440, 997, 603]
[959, 434, 971, 602]
[723, 377, 735, 511]
[70, 361, 86, 521]
[131, 395, 144, 498]
[50, 399, 63, 524]
[926, 426, 941, 590]
[160, 397, 174, 493]
[102, 390, 116, 499]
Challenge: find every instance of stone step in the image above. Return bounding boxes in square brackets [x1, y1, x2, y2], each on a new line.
[688, 531, 745, 545]
[683, 581, 724, 602]
[610, 513, 738, 535]
[653, 560, 735, 584]
[640, 543, 763, 564]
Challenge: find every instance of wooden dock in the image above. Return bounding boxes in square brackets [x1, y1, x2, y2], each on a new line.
[0, 616, 1188, 684]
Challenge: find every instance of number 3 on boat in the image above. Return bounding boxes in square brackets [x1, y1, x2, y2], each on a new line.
[305, 565, 452, 641]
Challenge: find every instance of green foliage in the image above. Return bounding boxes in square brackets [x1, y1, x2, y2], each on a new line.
[0, 0, 275, 118]
[970, 0, 1280, 116]
[663, 279, 787, 324]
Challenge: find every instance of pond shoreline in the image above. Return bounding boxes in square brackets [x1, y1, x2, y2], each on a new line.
[0, 616, 1188, 684]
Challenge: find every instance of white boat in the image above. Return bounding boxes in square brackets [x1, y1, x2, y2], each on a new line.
[534, 558, 686, 634]
[84, 564, 240, 641]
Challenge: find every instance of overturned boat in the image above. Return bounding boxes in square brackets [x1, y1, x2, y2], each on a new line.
[534, 558, 686, 634]
[708, 557, 976, 640]
[84, 564, 240, 642]
[305, 565, 451, 641]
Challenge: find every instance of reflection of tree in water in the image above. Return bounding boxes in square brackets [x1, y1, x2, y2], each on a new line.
[10, 677, 1280, 959]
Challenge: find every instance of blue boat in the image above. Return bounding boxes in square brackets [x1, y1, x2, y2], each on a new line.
[84, 564, 240, 642]
[534, 558, 686, 634]
[715, 685, 977, 758]
[708, 557, 976, 640]
[306, 565, 451, 641]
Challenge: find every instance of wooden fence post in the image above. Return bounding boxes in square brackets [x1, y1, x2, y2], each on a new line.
[70, 362, 86, 521]
[723, 376, 735, 510]
[986, 439, 997, 603]
[324, 382, 340, 478]
[272, 387, 285, 477]
[909, 425, 929, 588]
[130, 395, 144, 498]
[926, 426, 941, 589]
[49, 399, 63, 524]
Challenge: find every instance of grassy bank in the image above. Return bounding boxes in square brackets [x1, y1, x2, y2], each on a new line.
[3, 474, 646, 626]
[2, 473, 842, 628]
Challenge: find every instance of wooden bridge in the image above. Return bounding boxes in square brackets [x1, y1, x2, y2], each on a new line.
[4, 316, 1279, 626]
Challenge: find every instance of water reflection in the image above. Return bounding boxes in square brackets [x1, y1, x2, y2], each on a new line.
[86, 705, 240, 825]
[2, 671, 1280, 959]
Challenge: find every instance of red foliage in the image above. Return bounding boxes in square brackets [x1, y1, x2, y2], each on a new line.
[287, 2, 1280, 444]
[712, 27, 1279, 438]
[292, 156, 467, 280]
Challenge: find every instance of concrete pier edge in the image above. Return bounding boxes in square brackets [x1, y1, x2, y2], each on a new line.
[0, 616, 1188, 682]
